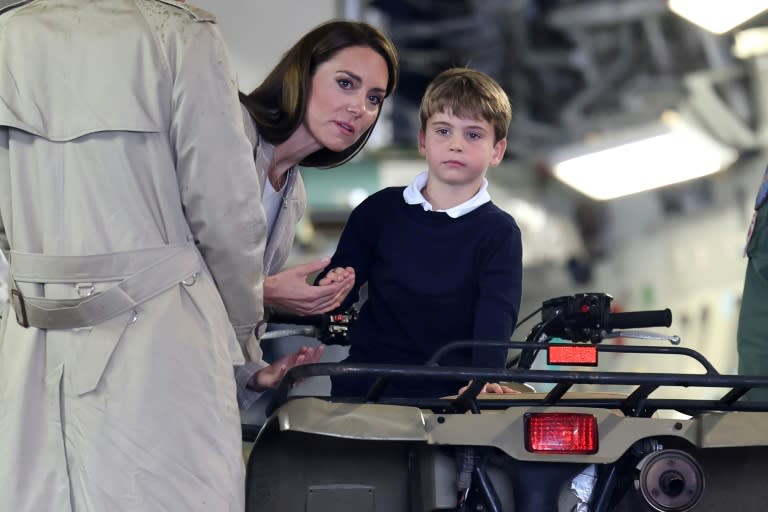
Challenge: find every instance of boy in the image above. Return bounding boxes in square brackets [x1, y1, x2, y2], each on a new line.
[317, 67, 523, 398]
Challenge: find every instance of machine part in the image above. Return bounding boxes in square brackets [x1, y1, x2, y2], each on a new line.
[632, 439, 663, 457]
[455, 446, 477, 506]
[569, 464, 598, 511]
[604, 331, 681, 345]
[245, 428, 410, 512]
[306, 485, 374, 512]
[636, 449, 704, 512]
[541, 293, 672, 343]
[409, 446, 459, 511]
[471, 462, 502, 512]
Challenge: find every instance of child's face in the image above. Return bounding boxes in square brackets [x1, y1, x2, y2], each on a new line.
[418, 110, 506, 189]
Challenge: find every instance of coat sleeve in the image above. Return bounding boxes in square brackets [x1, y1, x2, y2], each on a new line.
[168, 22, 267, 360]
[0, 127, 9, 259]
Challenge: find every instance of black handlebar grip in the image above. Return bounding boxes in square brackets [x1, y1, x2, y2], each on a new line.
[267, 312, 327, 327]
[609, 309, 672, 330]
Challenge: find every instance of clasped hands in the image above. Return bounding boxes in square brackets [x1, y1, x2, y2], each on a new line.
[264, 256, 355, 315]
[251, 257, 355, 390]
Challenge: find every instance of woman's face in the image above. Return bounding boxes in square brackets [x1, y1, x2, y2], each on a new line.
[304, 45, 389, 153]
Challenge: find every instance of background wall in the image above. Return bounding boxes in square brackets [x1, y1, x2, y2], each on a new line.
[192, 0, 339, 91]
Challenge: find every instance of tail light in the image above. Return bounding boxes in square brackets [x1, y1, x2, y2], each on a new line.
[547, 344, 598, 366]
[525, 413, 598, 454]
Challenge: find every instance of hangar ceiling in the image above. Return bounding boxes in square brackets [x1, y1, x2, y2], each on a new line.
[359, 0, 768, 276]
[369, 0, 768, 160]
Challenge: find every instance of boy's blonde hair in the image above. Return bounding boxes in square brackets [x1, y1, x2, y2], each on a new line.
[419, 67, 512, 143]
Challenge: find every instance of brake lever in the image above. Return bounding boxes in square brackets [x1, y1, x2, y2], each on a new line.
[604, 330, 681, 345]
[261, 327, 317, 340]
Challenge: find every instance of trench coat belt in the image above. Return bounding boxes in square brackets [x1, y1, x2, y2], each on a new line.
[8, 244, 201, 329]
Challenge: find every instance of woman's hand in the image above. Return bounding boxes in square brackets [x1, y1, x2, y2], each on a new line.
[264, 258, 355, 315]
[249, 345, 325, 391]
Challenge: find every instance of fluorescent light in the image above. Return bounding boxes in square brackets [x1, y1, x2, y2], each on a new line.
[550, 113, 738, 200]
[669, 0, 768, 34]
[733, 27, 768, 58]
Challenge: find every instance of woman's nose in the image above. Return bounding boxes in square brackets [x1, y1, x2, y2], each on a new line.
[346, 95, 366, 117]
[346, 103, 360, 116]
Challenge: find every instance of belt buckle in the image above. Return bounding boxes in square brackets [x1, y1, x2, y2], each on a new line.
[10, 288, 30, 328]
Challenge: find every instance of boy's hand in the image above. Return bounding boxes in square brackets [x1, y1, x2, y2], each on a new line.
[264, 258, 354, 315]
[248, 345, 325, 391]
[316, 266, 355, 306]
[458, 381, 521, 395]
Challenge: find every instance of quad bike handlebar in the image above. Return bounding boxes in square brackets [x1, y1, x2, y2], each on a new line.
[263, 293, 672, 347]
[514, 293, 673, 369]
[263, 308, 357, 345]
[540, 293, 671, 343]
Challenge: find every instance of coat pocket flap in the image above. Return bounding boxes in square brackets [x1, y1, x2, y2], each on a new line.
[69, 310, 134, 396]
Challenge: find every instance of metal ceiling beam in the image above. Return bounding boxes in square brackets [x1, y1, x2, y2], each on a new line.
[548, 0, 668, 28]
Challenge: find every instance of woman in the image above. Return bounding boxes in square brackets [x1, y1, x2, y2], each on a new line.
[0, 1, 325, 511]
[236, 20, 399, 402]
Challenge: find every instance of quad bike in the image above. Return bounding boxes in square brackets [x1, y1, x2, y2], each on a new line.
[242, 293, 768, 512]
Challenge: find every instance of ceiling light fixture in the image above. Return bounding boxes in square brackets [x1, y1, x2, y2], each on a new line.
[733, 27, 768, 58]
[548, 112, 738, 201]
[668, 0, 768, 35]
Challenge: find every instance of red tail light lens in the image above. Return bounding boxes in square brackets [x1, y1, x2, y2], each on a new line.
[525, 413, 598, 454]
[547, 344, 598, 366]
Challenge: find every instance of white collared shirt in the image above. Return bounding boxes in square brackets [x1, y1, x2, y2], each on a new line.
[402, 171, 491, 218]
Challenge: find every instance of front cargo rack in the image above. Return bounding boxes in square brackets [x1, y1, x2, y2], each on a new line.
[268, 340, 768, 420]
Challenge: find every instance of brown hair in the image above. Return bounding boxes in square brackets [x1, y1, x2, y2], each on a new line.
[240, 20, 399, 168]
[419, 68, 511, 143]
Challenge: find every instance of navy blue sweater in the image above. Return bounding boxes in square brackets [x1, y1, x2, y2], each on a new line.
[318, 187, 523, 398]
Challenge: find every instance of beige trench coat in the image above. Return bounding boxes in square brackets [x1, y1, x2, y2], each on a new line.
[0, 1, 266, 510]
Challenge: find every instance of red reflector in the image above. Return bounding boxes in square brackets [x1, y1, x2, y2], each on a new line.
[547, 344, 598, 366]
[525, 413, 598, 454]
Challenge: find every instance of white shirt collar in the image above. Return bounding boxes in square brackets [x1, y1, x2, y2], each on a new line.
[402, 172, 491, 218]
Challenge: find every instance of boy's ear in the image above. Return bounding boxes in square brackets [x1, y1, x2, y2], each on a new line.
[490, 138, 507, 167]
[417, 130, 427, 156]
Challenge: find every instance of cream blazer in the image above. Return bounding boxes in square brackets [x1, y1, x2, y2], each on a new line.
[241, 105, 308, 278]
